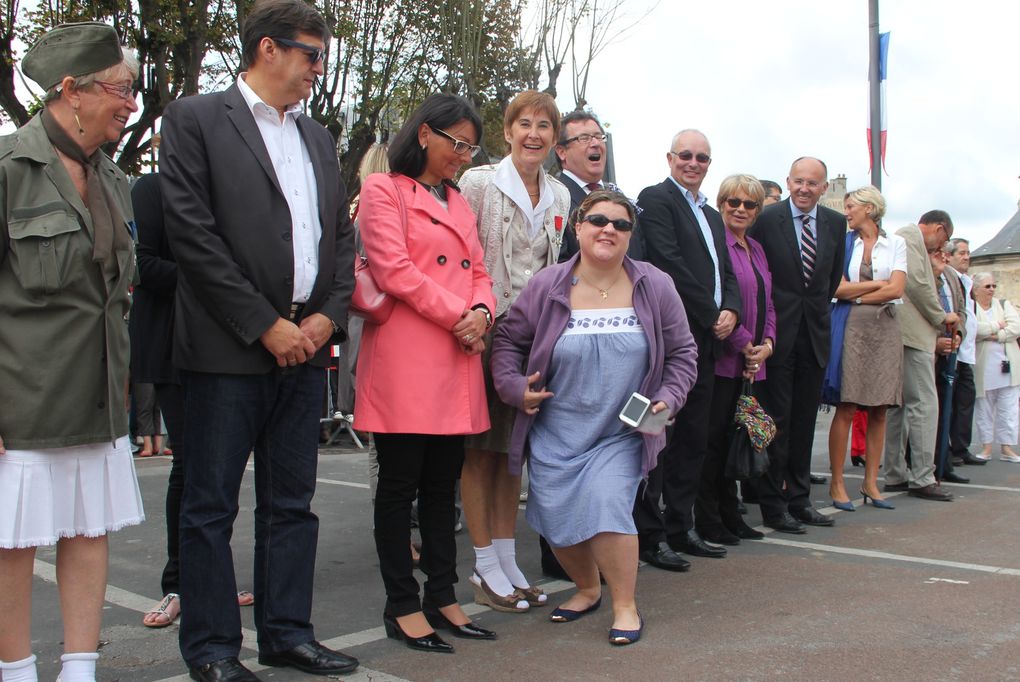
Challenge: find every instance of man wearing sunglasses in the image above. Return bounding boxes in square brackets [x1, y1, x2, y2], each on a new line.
[554, 111, 644, 264]
[159, 0, 358, 680]
[633, 129, 742, 568]
[747, 157, 847, 533]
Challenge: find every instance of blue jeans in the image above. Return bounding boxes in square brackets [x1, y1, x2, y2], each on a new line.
[178, 366, 323, 667]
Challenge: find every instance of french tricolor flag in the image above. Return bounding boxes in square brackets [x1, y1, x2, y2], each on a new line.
[868, 32, 890, 173]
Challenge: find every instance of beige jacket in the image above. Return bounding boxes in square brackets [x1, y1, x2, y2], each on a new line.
[896, 223, 950, 352]
[974, 298, 1020, 394]
[459, 163, 571, 316]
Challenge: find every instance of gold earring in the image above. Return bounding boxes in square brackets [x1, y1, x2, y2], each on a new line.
[73, 108, 84, 136]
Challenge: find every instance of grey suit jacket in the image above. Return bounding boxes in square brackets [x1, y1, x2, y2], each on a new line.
[896, 223, 949, 352]
[159, 84, 355, 373]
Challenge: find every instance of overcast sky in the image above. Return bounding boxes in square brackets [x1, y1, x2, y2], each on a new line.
[571, 0, 1019, 250]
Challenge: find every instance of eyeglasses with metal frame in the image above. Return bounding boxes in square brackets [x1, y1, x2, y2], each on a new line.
[428, 126, 482, 158]
[561, 132, 608, 146]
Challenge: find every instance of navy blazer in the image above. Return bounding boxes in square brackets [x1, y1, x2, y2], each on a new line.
[637, 178, 742, 355]
[159, 84, 355, 373]
[748, 199, 847, 366]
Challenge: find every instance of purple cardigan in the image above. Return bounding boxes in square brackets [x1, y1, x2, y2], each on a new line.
[716, 231, 777, 380]
[491, 254, 699, 477]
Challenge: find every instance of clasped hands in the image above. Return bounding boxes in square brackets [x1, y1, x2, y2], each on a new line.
[452, 308, 487, 356]
[741, 340, 772, 380]
[260, 313, 333, 367]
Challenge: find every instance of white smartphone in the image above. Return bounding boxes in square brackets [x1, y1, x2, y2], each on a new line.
[619, 392, 651, 428]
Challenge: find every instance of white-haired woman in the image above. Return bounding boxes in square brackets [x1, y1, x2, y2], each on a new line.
[971, 272, 1020, 462]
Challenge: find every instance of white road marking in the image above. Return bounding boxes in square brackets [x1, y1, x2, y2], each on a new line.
[924, 577, 971, 584]
[812, 471, 1020, 493]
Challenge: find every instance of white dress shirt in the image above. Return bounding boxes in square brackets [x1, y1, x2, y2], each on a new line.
[847, 232, 908, 304]
[668, 177, 721, 307]
[957, 271, 977, 364]
[237, 74, 321, 303]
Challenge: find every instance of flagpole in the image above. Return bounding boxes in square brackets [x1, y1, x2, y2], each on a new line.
[868, 0, 882, 190]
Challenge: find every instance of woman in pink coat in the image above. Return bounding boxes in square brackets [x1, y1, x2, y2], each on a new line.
[355, 94, 497, 654]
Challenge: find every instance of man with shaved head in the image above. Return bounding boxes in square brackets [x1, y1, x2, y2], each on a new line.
[747, 157, 847, 533]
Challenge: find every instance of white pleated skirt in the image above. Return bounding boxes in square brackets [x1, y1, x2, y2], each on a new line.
[0, 436, 145, 549]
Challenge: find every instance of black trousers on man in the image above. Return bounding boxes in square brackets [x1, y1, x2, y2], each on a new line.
[751, 320, 824, 519]
[949, 361, 976, 462]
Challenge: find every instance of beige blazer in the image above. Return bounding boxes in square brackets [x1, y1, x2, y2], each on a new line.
[896, 223, 949, 352]
[974, 298, 1020, 394]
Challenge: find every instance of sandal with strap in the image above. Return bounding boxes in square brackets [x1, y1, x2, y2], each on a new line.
[469, 573, 529, 613]
[237, 590, 255, 607]
[514, 584, 548, 606]
[142, 593, 180, 628]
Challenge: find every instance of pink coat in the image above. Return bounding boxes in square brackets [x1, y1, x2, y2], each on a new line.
[354, 173, 495, 435]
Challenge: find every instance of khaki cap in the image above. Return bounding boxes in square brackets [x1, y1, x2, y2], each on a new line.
[23, 22, 123, 90]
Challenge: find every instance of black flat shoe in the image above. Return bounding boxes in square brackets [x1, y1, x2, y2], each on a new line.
[942, 471, 970, 484]
[423, 604, 497, 640]
[726, 521, 765, 540]
[382, 612, 454, 653]
[699, 527, 741, 546]
[258, 641, 358, 675]
[670, 529, 727, 558]
[189, 657, 260, 682]
[763, 512, 806, 534]
[790, 506, 835, 527]
[638, 542, 690, 572]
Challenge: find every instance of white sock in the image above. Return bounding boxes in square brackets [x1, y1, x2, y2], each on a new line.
[0, 655, 38, 682]
[492, 538, 530, 589]
[473, 544, 514, 596]
[58, 653, 98, 682]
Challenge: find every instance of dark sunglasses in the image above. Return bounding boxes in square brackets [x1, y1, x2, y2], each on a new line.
[669, 150, 711, 164]
[725, 198, 760, 211]
[272, 36, 324, 63]
[429, 126, 482, 157]
[582, 213, 633, 231]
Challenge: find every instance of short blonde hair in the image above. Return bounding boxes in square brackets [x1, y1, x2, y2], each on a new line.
[845, 185, 887, 222]
[358, 143, 390, 183]
[717, 174, 765, 210]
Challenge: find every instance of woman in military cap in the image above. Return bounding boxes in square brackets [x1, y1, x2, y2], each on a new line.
[0, 22, 142, 682]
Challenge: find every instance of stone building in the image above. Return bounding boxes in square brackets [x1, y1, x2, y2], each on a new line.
[969, 200, 1020, 304]
[819, 173, 848, 211]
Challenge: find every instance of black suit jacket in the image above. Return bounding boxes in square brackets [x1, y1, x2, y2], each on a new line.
[159, 84, 355, 374]
[556, 173, 645, 262]
[748, 199, 846, 366]
[637, 178, 741, 355]
[128, 173, 178, 385]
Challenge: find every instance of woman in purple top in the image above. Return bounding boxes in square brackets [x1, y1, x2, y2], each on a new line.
[491, 190, 698, 646]
[694, 175, 776, 544]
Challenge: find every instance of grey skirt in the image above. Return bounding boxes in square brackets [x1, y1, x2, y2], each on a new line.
[840, 303, 903, 407]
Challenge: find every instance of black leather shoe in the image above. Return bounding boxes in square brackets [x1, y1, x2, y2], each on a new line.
[259, 641, 359, 674]
[790, 506, 835, 527]
[942, 471, 970, 484]
[671, 529, 727, 558]
[951, 456, 965, 467]
[763, 513, 806, 534]
[382, 613, 454, 653]
[726, 521, 765, 540]
[908, 483, 953, 501]
[961, 454, 988, 466]
[699, 526, 741, 546]
[883, 481, 909, 492]
[423, 604, 496, 640]
[189, 658, 260, 682]
[809, 474, 827, 485]
[639, 541, 690, 572]
[737, 500, 748, 515]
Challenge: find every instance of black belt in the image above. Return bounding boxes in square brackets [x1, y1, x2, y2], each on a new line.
[289, 302, 306, 321]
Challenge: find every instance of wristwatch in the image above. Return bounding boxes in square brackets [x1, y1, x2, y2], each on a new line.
[854, 297, 863, 305]
[472, 304, 494, 329]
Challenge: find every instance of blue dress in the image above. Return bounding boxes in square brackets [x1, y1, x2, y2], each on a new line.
[525, 308, 649, 547]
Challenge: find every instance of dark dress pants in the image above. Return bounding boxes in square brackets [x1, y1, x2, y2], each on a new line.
[178, 366, 322, 668]
[154, 382, 185, 596]
[695, 375, 745, 533]
[752, 320, 825, 519]
[948, 361, 976, 463]
[374, 433, 464, 617]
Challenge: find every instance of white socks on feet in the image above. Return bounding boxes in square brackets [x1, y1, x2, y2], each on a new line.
[0, 655, 38, 682]
[58, 653, 98, 682]
[473, 544, 515, 596]
[492, 538, 530, 589]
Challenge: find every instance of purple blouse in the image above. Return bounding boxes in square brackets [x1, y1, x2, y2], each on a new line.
[716, 230, 777, 380]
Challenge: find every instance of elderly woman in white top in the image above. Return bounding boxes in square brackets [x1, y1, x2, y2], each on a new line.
[458, 90, 570, 612]
[971, 272, 1020, 463]
[827, 186, 906, 510]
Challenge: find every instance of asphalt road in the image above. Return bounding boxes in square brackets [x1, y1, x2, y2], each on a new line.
[23, 411, 1020, 681]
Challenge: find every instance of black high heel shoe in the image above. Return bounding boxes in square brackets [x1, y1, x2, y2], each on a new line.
[382, 612, 454, 653]
[851, 455, 865, 467]
[423, 603, 497, 640]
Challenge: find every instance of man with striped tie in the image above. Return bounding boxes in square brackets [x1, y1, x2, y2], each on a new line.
[748, 157, 847, 533]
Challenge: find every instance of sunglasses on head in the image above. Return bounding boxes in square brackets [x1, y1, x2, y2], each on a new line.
[582, 213, 633, 231]
[725, 198, 760, 211]
[670, 150, 711, 163]
[272, 36, 324, 64]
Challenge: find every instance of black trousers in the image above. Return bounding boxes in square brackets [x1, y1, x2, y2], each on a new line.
[155, 382, 185, 597]
[634, 326, 715, 544]
[949, 361, 976, 462]
[752, 320, 825, 519]
[695, 375, 744, 532]
[374, 433, 465, 617]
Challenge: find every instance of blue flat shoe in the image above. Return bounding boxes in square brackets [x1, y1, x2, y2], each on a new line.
[550, 597, 602, 622]
[609, 615, 643, 646]
[860, 488, 895, 510]
[831, 499, 855, 512]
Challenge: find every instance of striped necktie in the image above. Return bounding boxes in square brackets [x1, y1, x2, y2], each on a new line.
[800, 214, 816, 285]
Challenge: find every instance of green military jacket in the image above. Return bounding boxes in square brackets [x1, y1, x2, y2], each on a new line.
[0, 114, 135, 449]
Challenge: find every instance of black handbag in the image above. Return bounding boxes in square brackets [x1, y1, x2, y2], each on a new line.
[724, 381, 773, 481]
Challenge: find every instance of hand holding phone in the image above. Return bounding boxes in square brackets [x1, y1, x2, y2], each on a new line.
[619, 393, 671, 435]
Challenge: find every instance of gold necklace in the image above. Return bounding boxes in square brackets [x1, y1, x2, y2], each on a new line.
[578, 266, 625, 300]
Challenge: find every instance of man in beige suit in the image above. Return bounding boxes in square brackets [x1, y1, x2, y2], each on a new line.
[884, 210, 959, 501]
